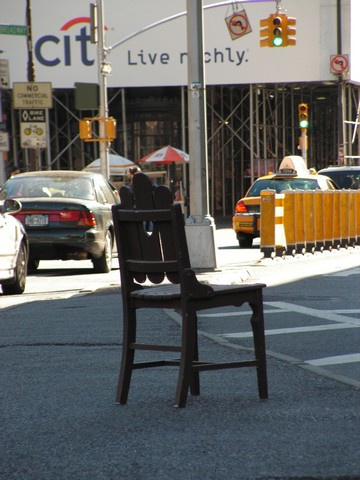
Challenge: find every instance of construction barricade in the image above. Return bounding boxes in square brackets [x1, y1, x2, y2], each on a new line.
[260, 189, 360, 258]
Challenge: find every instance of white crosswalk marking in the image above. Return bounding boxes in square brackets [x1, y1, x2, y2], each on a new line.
[221, 323, 360, 339]
[264, 301, 360, 326]
[306, 354, 360, 366]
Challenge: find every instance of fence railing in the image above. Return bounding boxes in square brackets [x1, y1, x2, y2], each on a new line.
[260, 189, 360, 258]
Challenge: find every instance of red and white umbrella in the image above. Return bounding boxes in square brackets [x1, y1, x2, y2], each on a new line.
[138, 145, 189, 165]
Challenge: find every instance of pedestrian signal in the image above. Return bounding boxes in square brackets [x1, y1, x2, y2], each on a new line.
[79, 120, 92, 139]
[298, 103, 309, 129]
[105, 117, 117, 140]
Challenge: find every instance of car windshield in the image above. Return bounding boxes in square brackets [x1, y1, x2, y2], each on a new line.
[0, 176, 96, 201]
[247, 178, 319, 196]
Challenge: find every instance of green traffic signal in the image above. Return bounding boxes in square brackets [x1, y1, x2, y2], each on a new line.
[273, 36, 283, 47]
[298, 103, 309, 128]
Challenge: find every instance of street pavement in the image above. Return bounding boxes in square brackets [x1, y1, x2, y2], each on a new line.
[1, 222, 360, 479]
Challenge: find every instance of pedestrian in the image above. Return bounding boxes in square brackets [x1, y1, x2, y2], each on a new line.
[127, 166, 141, 184]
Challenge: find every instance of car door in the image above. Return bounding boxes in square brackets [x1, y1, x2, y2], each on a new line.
[0, 211, 18, 277]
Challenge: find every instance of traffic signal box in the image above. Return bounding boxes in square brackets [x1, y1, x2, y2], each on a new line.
[298, 103, 309, 129]
[79, 117, 117, 142]
[260, 13, 296, 47]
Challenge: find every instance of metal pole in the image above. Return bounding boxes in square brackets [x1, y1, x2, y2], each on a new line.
[97, 0, 109, 179]
[26, 0, 35, 82]
[185, 0, 217, 269]
[186, 0, 208, 218]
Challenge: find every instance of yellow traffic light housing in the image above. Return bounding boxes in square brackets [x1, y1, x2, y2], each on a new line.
[298, 103, 309, 129]
[260, 17, 271, 47]
[105, 117, 117, 140]
[79, 119, 93, 140]
[286, 16, 296, 46]
[260, 13, 296, 47]
[79, 117, 117, 142]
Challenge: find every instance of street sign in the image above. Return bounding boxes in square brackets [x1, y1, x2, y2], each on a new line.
[20, 121, 47, 149]
[0, 131, 9, 152]
[0, 24, 27, 36]
[0, 59, 10, 89]
[330, 54, 349, 74]
[20, 110, 47, 149]
[13, 82, 53, 109]
[225, 10, 252, 40]
[21, 109, 46, 123]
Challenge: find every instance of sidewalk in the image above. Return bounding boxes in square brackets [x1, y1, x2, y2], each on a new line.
[2, 222, 360, 479]
[199, 220, 360, 287]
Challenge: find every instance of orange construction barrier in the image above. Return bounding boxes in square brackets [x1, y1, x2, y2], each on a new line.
[303, 191, 315, 253]
[260, 189, 360, 258]
[260, 191, 286, 257]
[283, 191, 296, 255]
[314, 190, 325, 251]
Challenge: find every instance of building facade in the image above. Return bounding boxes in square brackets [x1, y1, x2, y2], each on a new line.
[0, 0, 359, 215]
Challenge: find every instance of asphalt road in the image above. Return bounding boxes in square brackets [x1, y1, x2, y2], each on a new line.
[1, 227, 360, 479]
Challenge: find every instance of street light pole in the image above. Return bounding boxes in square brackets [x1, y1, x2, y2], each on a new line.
[185, 0, 217, 269]
[97, 0, 109, 179]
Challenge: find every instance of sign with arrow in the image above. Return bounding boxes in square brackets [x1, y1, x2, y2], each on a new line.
[0, 59, 10, 89]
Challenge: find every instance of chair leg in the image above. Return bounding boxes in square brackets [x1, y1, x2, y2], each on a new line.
[174, 307, 197, 407]
[189, 317, 200, 396]
[250, 297, 268, 400]
[116, 307, 136, 405]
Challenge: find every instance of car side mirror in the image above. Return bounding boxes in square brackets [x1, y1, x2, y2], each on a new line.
[2, 198, 22, 214]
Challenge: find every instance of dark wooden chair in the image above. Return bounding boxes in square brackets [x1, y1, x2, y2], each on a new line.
[112, 172, 268, 407]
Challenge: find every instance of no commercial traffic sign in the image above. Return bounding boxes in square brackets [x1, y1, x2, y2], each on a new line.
[13, 82, 53, 109]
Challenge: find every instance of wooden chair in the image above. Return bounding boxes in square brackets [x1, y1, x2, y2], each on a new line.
[112, 173, 268, 407]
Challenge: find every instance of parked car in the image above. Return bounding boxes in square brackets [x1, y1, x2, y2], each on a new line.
[318, 166, 360, 189]
[232, 156, 338, 248]
[0, 198, 29, 294]
[0, 171, 120, 273]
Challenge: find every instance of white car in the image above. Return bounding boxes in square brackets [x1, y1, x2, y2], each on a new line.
[0, 199, 29, 295]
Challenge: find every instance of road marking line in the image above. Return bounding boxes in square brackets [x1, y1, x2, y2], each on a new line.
[264, 301, 360, 326]
[199, 307, 360, 318]
[221, 323, 359, 338]
[198, 308, 292, 318]
[306, 354, 360, 366]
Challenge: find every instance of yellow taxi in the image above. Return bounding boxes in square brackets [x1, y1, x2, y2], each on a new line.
[232, 156, 338, 248]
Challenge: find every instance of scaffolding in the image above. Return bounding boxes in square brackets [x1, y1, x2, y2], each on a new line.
[3, 81, 359, 216]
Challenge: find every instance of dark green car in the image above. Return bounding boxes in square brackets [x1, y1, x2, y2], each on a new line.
[0, 170, 120, 273]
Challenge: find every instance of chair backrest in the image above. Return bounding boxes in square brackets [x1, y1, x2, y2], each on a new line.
[112, 172, 191, 292]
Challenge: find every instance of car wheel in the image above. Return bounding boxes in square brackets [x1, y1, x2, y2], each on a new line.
[92, 230, 113, 273]
[2, 241, 28, 295]
[238, 235, 253, 248]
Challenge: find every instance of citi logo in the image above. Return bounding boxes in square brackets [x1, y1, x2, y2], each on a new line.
[35, 17, 96, 67]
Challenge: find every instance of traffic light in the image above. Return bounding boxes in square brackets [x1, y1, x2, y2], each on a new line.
[298, 103, 309, 129]
[260, 13, 296, 47]
[271, 14, 284, 47]
[79, 119, 92, 139]
[105, 117, 117, 140]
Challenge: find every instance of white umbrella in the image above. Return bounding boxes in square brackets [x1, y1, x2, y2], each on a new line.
[83, 154, 136, 175]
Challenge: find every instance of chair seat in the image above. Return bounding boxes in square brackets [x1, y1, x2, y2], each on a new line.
[131, 281, 266, 301]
